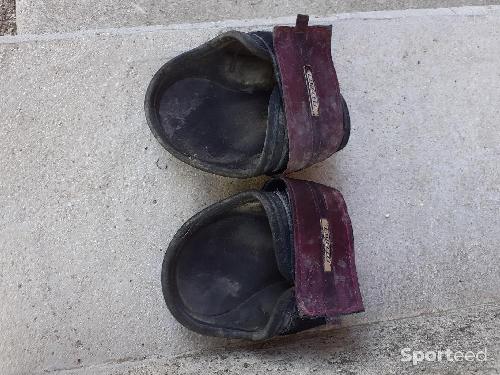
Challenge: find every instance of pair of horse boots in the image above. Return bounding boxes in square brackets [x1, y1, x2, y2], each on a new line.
[146, 15, 363, 340]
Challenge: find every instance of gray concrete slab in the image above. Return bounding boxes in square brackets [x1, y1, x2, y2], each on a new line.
[61, 302, 500, 375]
[0, 6, 499, 375]
[15, 0, 500, 34]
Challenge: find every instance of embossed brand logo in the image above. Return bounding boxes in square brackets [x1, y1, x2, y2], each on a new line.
[320, 218, 332, 272]
[304, 65, 320, 117]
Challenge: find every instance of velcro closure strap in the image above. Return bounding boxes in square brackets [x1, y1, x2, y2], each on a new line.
[283, 177, 364, 318]
[273, 15, 344, 172]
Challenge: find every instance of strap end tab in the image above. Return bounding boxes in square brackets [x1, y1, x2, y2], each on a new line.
[295, 14, 309, 31]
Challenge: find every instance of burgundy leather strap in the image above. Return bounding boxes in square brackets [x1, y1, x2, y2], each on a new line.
[273, 15, 344, 173]
[283, 177, 364, 318]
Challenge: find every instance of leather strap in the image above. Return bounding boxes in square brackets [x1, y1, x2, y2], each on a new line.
[273, 15, 345, 172]
[282, 177, 364, 318]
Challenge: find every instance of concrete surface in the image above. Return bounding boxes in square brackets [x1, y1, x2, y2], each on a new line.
[0, 5, 499, 375]
[61, 302, 500, 374]
[0, 0, 16, 35]
[15, 0, 500, 34]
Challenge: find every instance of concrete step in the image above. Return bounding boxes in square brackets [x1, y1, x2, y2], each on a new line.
[15, 0, 500, 34]
[0, 6, 499, 375]
[61, 303, 500, 374]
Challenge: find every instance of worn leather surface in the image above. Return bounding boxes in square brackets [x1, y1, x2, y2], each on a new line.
[282, 177, 364, 318]
[274, 15, 345, 173]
